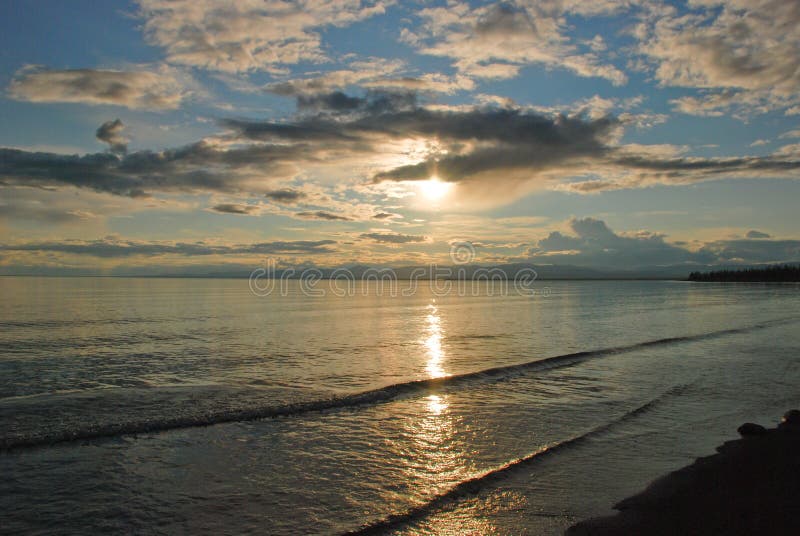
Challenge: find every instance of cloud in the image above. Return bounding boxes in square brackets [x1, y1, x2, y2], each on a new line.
[8, 66, 191, 110]
[360, 232, 428, 243]
[261, 58, 407, 94]
[96, 119, 129, 154]
[407, 1, 627, 84]
[260, 58, 473, 97]
[369, 110, 617, 196]
[746, 230, 771, 239]
[530, 217, 707, 268]
[295, 211, 352, 221]
[699, 239, 800, 264]
[0, 140, 305, 198]
[137, 0, 390, 73]
[357, 106, 800, 200]
[219, 104, 623, 205]
[774, 144, 800, 157]
[210, 203, 260, 215]
[0, 184, 155, 226]
[225, 105, 618, 147]
[3, 95, 800, 210]
[568, 152, 800, 193]
[0, 237, 338, 257]
[297, 91, 363, 113]
[636, 0, 800, 116]
[0, 202, 97, 224]
[3, 217, 797, 270]
[372, 212, 400, 220]
[528, 217, 799, 268]
[294, 90, 417, 115]
[364, 74, 475, 94]
[264, 188, 307, 204]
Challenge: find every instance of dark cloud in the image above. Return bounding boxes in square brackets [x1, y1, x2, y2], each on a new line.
[0, 238, 337, 257]
[210, 203, 260, 215]
[265, 79, 419, 108]
[220, 107, 627, 203]
[218, 118, 354, 142]
[297, 91, 363, 112]
[360, 232, 428, 244]
[264, 188, 307, 204]
[8, 67, 188, 109]
[746, 230, 771, 239]
[0, 141, 304, 197]
[2, 98, 800, 204]
[295, 90, 417, 115]
[698, 239, 800, 263]
[295, 211, 352, 221]
[368, 111, 800, 188]
[372, 212, 398, 219]
[96, 119, 128, 155]
[225, 106, 614, 147]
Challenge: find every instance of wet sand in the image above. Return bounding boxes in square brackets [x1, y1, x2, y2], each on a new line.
[568, 410, 800, 535]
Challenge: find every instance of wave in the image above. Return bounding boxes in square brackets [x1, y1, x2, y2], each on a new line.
[0, 317, 165, 330]
[342, 384, 690, 535]
[1, 318, 793, 451]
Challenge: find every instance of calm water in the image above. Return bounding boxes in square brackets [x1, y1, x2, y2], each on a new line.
[1, 277, 799, 534]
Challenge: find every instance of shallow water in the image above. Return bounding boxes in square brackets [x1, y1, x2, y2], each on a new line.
[1, 277, 799, 534]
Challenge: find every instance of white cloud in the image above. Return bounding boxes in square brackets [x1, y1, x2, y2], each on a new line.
[637, 0, 800, 116]
[774, 144, 800, 157]
[529, 217, 800, 268]
[407, 1, 627, 84]
[138, 0, 392, 73]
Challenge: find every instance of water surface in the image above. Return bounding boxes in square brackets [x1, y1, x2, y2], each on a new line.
[1, 277, 799, 534]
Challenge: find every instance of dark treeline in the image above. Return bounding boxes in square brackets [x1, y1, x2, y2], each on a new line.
[689, 264, 800, 282]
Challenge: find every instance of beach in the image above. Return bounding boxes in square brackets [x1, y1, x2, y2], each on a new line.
[568, 411, 800, 535]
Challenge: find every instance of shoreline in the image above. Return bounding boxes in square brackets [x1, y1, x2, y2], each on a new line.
[567, 410, 800, 535]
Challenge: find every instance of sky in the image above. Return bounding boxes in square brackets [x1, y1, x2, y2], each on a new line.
[0, 0, 799, 275]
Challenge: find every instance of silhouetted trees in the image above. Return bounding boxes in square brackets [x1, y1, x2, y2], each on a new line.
[688, 265, 800, 282]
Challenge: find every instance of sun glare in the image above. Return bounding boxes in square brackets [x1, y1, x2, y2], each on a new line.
[419, 177, 452, 201]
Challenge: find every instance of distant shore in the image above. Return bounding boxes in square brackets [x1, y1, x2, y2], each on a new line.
[689, 265, 800, 282]
[567, 411, 800, 535]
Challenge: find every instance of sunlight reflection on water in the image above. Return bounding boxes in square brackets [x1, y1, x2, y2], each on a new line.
[424, 301, 449, 379]
[397, 393, 504, 534]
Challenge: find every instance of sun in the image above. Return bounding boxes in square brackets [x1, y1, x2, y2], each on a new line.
[419, 176, 452, 201]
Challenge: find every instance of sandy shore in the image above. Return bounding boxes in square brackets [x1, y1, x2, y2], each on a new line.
[567, 410, 800, 535]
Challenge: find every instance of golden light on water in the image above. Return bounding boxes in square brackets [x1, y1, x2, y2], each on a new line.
[427, 394, 447, 415]
[397, 303, 504, 533]
[424, 302, 449, 378]
[408, 392, 459, 489]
